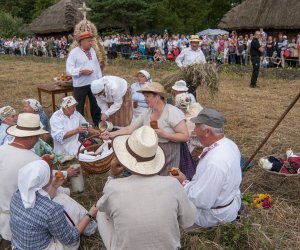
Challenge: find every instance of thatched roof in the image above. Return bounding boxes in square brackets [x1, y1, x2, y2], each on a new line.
[26, 0, 83, 34]
[218, 0, 300, 30]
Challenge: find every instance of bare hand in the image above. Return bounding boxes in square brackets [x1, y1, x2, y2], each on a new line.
[154, 128, 166, 138]
[100, 131, 110, 140]
[169, 169, 187, 183]
[88, 204, 98, 218]
[80, 69, 94, 75]
[78, 126, 88, 133]
[67, 166, 80, 177]
[52, 173, 65, 188]
[101, 113, 108, 121]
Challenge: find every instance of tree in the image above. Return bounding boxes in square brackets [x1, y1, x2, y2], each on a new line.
[88, 0, 149, 34]
[0, 11, 26, 37]
[33, 0, 59, 18]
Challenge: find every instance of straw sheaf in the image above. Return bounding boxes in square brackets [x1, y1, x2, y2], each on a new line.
[26, 0, 84, 34]
[218, 0, 300, 30]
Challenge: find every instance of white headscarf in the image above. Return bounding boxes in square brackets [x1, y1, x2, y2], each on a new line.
[138, 70, 152, 83]
[18, 160, 51, 209]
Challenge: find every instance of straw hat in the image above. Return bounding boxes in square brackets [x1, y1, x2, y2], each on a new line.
[190, 35, 200, 43]
[172, 80, 189, 92]
[137, 82, 166, 98]
[77, 31, 93, 42]
[6, 113, 48, 137]
[112, 126, 165, 176]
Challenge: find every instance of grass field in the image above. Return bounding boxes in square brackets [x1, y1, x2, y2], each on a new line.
[1, 55, 300, 249]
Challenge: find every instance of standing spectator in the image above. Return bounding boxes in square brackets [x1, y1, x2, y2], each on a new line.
[237, 35, 245, 65]
[297, 33, 300, 68]
[176, 35, 206, 67]
[266, 36, 274, 59]
[156, 35, 165, 55]
[287, 38, 298, 68]
[250, 31, 264, 88]
[66, 31, 101, 126]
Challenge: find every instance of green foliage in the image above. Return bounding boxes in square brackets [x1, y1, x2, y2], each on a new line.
[33, 0, 60, 18]
[88, 0, 244, 34]
[0, 11, 26, 37]
[0, 0, 245, 33]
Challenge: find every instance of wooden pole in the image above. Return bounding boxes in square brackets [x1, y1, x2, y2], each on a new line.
[244, 90, 300, 169]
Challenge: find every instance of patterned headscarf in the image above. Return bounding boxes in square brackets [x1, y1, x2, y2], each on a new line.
[0, 106, 16, 121]
[23, 99, 43, 112]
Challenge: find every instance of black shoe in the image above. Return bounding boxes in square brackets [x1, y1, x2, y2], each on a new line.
[250, 84, 256, 88]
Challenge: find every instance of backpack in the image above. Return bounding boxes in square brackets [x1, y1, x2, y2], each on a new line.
[283, 49, 290, 58]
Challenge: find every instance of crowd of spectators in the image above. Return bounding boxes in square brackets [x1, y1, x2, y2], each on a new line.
[0, 35, 73, 58]
[1, 30, 300, 68]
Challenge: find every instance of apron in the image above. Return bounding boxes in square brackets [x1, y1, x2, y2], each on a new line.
[107, 86, 133, 127]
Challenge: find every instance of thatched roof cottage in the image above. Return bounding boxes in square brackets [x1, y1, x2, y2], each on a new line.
[26, 0, 83, 36]
[218, 0, 300, 36]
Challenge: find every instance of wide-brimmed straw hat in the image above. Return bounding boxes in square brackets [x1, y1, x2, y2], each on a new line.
[172, 80, 189, 92]
[137, 82, 166, 98]
[77, 31, 93, 42]
[112, 126, 165, 176]
[190, 35, 200, 43]
[7, 113, 48, 137]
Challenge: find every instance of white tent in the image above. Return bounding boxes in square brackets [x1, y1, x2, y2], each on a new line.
[197, 29, 229, 37]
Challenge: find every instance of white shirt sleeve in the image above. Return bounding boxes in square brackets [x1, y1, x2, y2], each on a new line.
[175, 49, 185, 67]
[66, 50, 81, 76]
[104, 86, 123, 117]
[184, 162, 225, 209]
[50, 114, 66, 145]
[96, 96, 109, 114]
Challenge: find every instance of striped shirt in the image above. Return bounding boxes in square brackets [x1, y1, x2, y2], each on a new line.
[10, 190, 80, 250]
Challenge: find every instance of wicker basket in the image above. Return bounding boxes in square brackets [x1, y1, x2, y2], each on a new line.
[258, 153, 300, 177]
[77, 135, 113, 174]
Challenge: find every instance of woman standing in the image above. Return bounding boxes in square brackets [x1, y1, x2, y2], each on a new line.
[101, 82, 189, 175]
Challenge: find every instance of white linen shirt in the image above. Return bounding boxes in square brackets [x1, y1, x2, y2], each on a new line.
[175, 47, 207, 67]
[0, 123, 14, 145]
[95, 76, 128, 117]
[50, 109, 87, 155]
[66, 47, 102, 87]
[184, 137, 242, 228]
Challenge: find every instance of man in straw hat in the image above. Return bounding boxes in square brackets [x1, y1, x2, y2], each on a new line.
[66, 31, 102, 126]
[0, 106, 17, 145]
[101, 82, 189, 175]
[0, 113, 83, 247]
[175, 35, 206, 67]
[170, 108, 242, 228]
[96, 126, 196, 249]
